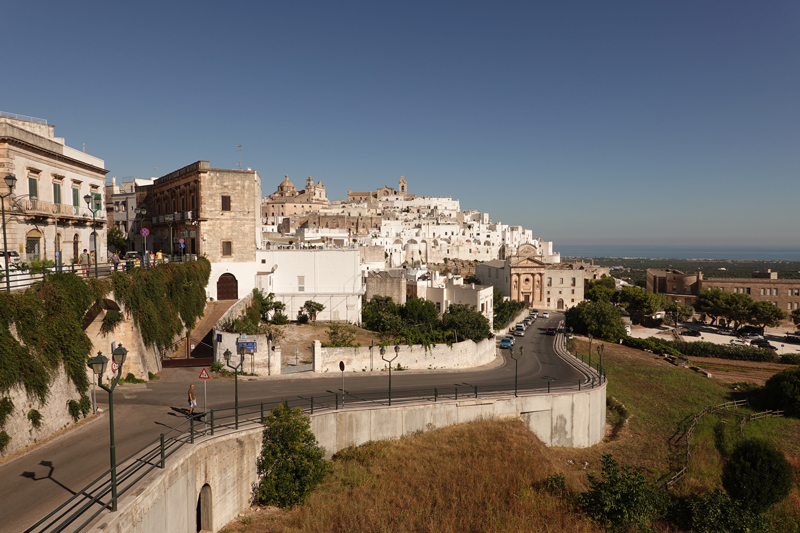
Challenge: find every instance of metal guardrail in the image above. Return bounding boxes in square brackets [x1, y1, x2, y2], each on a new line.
[1, 255, 201, 293]
[25, 375, 606, 533]
[0, 111, 48, 124]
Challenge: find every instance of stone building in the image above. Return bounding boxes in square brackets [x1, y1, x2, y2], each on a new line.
[647, 268, 800, 313]
[475, 244, 608, 310]
[106, 177, 154, 254]
[347, 175, 411, 203]
[0, 112, 108, 264]
[261, 175, 328, 217]
[139, 161, 261, 300]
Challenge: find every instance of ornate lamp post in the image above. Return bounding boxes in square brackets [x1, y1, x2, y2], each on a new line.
[597, 344, 604, 376]
[1, 174, 17, 292]
[380, 344, 400, 406]
[87, 343, 127, 512]
[224, 348, 244, 429]
[587, 332, 594, 367]
[84, 194, 100, 278]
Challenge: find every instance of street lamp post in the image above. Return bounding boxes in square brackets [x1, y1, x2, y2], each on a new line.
[510, 346, 523, 397]
[587, 333, 594, 367]
[87, 343, 127, 512]
[84, 194, 100, 278]
[597, 344, 604, 376]
[165, 214, 175, 259]
[380, 345, 400, 406]
[1, 174, 17, 293]
[134, 207, 147, 260]
[224, 348, 244, 429]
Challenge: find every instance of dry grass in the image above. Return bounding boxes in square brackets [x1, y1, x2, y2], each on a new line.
[278, 323, 382, 366]
[224, 419, 604, 533]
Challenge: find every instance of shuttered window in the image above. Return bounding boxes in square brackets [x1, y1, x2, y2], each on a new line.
[221, 195, 231, 211]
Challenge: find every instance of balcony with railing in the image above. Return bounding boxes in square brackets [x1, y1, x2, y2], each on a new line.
[21, 199, 105, 219]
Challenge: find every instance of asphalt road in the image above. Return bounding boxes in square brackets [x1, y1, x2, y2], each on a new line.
[1, 313, 582, 532]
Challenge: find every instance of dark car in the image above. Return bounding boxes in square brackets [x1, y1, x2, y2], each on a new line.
[680, 329, 701, 337]
[545, 327, 556, 336]
[752, 339, 777, 351]
[786, 334, 800, 344]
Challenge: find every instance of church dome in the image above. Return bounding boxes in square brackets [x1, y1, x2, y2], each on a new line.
[278, 175, 296, 192]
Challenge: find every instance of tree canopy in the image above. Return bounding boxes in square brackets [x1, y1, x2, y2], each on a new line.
[564, 300, 626, 342]
[618, 287, 665, 324]
[695, 288, 788, 331]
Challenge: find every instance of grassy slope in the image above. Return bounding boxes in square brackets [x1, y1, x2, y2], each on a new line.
[225, 339, 800, 533]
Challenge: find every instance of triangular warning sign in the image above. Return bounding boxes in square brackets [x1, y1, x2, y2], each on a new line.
[199, 368, 210, 379]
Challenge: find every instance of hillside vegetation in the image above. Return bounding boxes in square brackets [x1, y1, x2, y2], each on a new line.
[225, 339, 800, 533]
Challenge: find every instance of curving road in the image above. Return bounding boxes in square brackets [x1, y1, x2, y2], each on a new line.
[1, 312, 584, 532]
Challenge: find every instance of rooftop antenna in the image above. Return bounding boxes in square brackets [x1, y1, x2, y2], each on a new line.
[236, 145, 243, 169]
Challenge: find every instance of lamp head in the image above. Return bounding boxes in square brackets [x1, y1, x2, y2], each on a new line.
[112, 343, 128, 365]
[394, 344, 400, 354]
[83, 194, 92, 206]
[87, 352, 109, 376]
[223, 349, 231, 362]
[379, 346, 386, 356]
[4, 174, 17, 190]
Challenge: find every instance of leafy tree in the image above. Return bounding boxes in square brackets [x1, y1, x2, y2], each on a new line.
[493, 288, 525, 328]
[579, 453, 664, 530]
[793, 307, 800, 326]
[107, 225, 127, 252]
[564, 300, 626, 342]
[252, 289, 286, 322]
[694, 287, 729, 325]
[688, 489, 768, 533]
[441, 303, 491, 342]
[301, 300, 325, 324]
[585, 284, 617, 303]
[762, 366, 800, 417]
[663, 301, 694, 328]
[401, 297, 439, 326]
[722, 439, 793, 514]
[618, 286, 665, 324]
[362, 295, 403, 333]
[585, 275, 616, 290]
[749, 301, 787, 333]
[323, 323, 358, 347]
[253, 403, 329, 508]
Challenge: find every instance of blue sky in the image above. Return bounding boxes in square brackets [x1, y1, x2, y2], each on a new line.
[4, 1, 799, 249]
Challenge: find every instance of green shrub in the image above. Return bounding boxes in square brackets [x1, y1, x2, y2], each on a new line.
[688, 489, 768, 533]
[148, 372, 160, 380]
[79, 394, 91, 417]
[272, 312, 289, 325]
[211, 361, 224, 372]
[778, 353, 800, 365]
[0, 430, 10, 453]
[0, 397, 13, 428]
[579, 453, 665, 530]
[322, 323, 359, 348]
[543, 472, 567, 494]
[27, 409, 42, 429]
[122, 373, 145, 384]
[253, 403, 329, 508]
[762, 366, 800, 417]
[296, 313, 309, 325]
[722, 439, 793, 514]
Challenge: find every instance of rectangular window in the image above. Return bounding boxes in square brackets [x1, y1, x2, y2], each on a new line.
[298, 276, 305, 292]
[547, 277, 552, 287]
[53, 182, 61, 204]
[222, 195, 231, 211]
[28, 177, 38, 199]
[571, 277, 576, 287]
[221, 241, 232, 256]
[72, 187, 79, 206]
[762, 289, 766, 296]
[559, 278, 564, 285]
[789, 303, 793, 310]
[436, 302, 441, 313]
[746, 287, 751, 295]
[92, 192, 102, 210]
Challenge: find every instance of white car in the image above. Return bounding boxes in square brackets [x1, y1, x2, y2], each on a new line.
[541, 311, 550, 318]
[730, 338, 750, 346]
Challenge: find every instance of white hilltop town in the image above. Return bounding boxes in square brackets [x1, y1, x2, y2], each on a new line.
[1, 112, 608, 327]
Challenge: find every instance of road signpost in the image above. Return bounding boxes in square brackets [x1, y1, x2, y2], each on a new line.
[199, 367, 210, 425]
[339, 361, 345, 406]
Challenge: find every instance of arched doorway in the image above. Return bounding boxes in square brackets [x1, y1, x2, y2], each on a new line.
[196, 483, 212, 532]
[557, 298, 564, 311]
[217, 273, 238, 300]
[25, 229, 42, 262]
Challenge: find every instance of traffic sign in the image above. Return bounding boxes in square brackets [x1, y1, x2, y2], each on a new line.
[237, 341, 257, 350]
[179, 238, 185, 244]
[199, 368, 210, 380]
[339, 361, 345, 372]
[140, 228, 149, 237]
[180, 243, 185, 249]
[111, 362, 120, 372]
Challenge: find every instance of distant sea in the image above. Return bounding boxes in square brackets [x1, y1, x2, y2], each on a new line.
[558, 245, 800, 261]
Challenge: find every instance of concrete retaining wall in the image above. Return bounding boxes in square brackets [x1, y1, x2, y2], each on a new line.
[88, 383, 605, 533]
[214, 331, 278, 376]
[312, 337, 496, 373]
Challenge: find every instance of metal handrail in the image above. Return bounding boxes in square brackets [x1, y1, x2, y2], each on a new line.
[26, 375, 605, 532]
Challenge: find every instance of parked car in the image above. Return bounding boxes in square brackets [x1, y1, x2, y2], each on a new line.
[785, 334, 800, 344]
[0, 250, 20, 266]
[739, 332, 764, 341]
[514, 327, 525, 337]
[499, 336, 515, 348]
[546, 327, 556, 335]
[541, 311, 550, 318]
[680, 329, 701, 337]
[730, 338, 750, 346]
[124, 251, 141, 260]
[751, 339, 776, 351]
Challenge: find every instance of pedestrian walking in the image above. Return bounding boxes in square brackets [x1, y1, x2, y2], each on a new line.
[188, 384, 197, 417]
[149, 250, 155, 267]
[111, 251, 120, 272]
[156, 249, 163, 264]
[79, 249, 90, 277]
